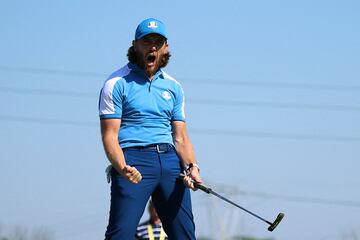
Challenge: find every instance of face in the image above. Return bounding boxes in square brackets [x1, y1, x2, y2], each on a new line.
[133, 33, 168, 78]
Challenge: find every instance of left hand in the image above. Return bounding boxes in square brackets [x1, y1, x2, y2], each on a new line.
[183, 167, 202, 191]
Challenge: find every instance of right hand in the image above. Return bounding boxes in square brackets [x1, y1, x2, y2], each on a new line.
[183, 167, 202, 191]
[121, 165, 142, 184]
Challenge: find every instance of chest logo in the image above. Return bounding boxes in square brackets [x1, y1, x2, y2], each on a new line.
[162, 91, 171, 100]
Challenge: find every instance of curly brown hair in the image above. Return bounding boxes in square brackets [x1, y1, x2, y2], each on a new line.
[127, 46, 171, 68]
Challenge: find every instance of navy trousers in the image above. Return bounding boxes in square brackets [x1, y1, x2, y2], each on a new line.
[104, 144, 196, 240]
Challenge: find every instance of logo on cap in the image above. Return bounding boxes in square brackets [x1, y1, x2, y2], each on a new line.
[148, 21, 158, 29]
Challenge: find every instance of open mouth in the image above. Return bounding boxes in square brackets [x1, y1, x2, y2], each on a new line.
[146, 54, 156, 66]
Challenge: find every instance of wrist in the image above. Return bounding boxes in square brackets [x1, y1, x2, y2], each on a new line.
[186, 163, 200, 173]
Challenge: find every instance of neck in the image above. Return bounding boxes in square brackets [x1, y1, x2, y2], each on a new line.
[146, 72, 154, 81]
[135, 62, 159, 81]
[144, 67, 159, 81]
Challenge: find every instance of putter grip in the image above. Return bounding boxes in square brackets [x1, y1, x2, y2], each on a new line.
[178, 174, 211, 193]
[194, 182, 212, 194]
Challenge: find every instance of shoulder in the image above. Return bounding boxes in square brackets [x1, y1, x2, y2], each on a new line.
[161, 69, 184, 94]
[107, 64, 132, 81]
[137, 220, 149, 227]
[102, 64, 131, 90]
[161, 69, 181, 86]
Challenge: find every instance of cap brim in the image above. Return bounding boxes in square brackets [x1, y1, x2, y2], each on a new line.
[136, 31, 167, 40]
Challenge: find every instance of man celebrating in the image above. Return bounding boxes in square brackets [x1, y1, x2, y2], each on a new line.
[99, 18, 202, 240]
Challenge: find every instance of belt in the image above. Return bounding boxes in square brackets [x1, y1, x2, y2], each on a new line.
[125, 143, 174, 153]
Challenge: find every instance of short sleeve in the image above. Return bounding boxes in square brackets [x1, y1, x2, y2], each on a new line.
[98, 77, 123, 119]
[171, 84, 186, 122]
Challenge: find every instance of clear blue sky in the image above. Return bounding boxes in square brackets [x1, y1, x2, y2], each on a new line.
[1, 0, 359, 239]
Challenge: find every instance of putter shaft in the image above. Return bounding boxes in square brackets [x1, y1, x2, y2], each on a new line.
[193, 182, 272, 225]
[179, 174, 284, 231]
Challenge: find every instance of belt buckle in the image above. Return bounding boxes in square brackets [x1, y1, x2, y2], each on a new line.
[156, 144, 166, 153]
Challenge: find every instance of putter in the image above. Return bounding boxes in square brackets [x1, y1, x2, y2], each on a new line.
[179, 174, 284, 232]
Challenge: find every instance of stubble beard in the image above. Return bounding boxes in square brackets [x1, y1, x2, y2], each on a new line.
[137, 52, 165, 79]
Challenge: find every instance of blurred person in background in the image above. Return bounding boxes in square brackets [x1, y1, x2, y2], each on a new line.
[135, 200, 167, 240]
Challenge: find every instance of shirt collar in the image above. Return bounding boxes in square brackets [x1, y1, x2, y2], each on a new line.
[127, 62, 164, 80]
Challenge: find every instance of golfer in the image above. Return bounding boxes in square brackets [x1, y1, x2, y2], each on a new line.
[99, 18, 202, 240]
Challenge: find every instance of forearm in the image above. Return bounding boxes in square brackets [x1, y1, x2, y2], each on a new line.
[100, 119, 141, 184]
[172, 121, 201, 188]
[174, 135, 202, 189]
[102, 134, 126, 173]
[174, 137, 197, 168]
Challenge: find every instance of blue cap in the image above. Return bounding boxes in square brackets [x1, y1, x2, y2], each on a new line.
[135, 18, 167, 40]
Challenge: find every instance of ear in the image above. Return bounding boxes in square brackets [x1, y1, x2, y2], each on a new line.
[163, 42, 169, 51]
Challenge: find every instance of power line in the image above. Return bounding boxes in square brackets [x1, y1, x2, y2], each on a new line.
[238, 190, 360, 208]
[1, 86, 359, 112]
[199, 182, 360, 208]
[1, 65, 360, 91]
[185, 78, 360, 92]
[191, 128, 360, 142]
[0, 115, 95, 127]
[0, 65, 104, 78]
[198, 186, 360, 208]
[189, 98, 360, 112]
[0, 86, 94, 98]
[1, 115, 359, 142]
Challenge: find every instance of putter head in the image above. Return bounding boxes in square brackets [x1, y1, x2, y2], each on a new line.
[267, 213, 284, 232]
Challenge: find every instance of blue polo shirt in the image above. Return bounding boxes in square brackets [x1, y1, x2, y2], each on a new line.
[99, 63, 186, 148]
